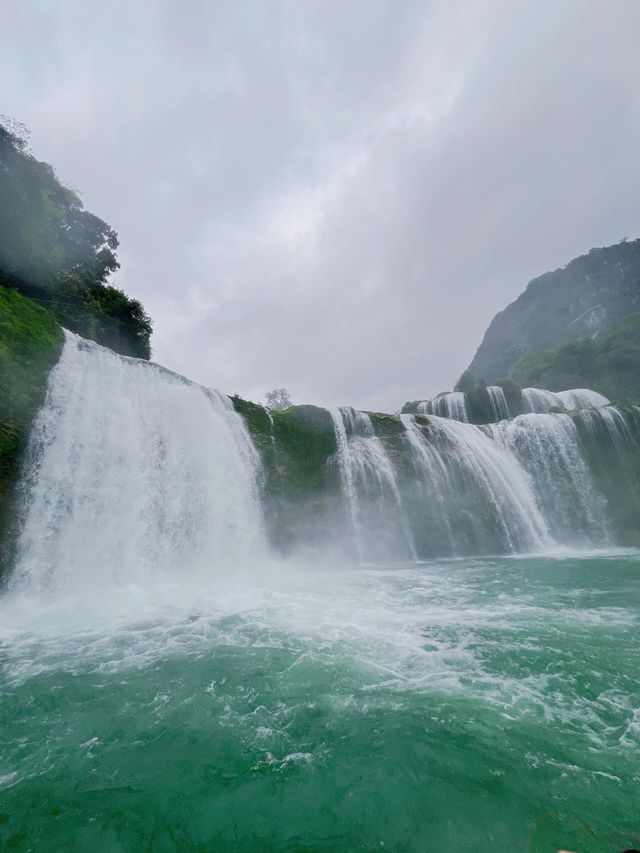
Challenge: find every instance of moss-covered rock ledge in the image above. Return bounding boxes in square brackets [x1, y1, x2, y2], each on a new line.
[0, 286, 63, 555]
[231, 398, 341, 549]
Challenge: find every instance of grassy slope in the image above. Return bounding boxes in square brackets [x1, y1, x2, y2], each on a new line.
[0, 285, 63, 545]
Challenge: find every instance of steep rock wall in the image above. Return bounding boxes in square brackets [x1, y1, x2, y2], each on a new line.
[468, 238, 640, 382]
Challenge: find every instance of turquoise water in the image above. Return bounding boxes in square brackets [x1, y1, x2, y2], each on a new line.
[1, 553, 639, 852]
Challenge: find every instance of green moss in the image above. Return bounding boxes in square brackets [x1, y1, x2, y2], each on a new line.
[231, 400, 337, 498]
[367, 412, 405, 437]
[230, 396, 272, 445]
[401, 400, 420, 414]
[0, 285, 63, 548]
[270, 406, 337, 496]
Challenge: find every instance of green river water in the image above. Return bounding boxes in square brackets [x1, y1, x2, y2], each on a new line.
[1, 552, 639, 852]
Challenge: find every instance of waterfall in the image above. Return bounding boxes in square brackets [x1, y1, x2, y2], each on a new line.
[490, 413, 611, 545]
[329, 408, 416, 560]
[487, 386, 510, 421]
[556, 389, 610, 410]
[400, 414, 456, 554]
[328, 407, 363, 557]
[577, 406, 635, 451]
[521, 388, 562, 413]
[11, 332, 265, 592]
[522, 387, 609, 413]
[417, 392, 468, 422]
[425, 416, 551, 553]
[6, 335, 628, 577]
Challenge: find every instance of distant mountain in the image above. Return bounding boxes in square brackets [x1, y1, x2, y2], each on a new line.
[467, 238, 640, 384]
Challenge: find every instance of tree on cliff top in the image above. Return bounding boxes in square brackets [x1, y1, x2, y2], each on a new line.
[265, 388, 292, 410]
[0, 117, 152, 359]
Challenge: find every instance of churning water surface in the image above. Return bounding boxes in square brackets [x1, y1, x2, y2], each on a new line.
[2, 333, 639, 851]
[1, 552, 639, 852]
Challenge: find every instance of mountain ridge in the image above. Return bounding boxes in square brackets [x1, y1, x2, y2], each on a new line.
[467, 237, 640, 383]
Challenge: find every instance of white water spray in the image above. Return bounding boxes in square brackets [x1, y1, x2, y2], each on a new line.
[490, 413, 611, 545]
[521, 387, 609, 413]
[487, 386, 510, 421]
[427, 416, 551, 552]
[11, 332, 265, 593]
[330, 408, 416, 560]
[418, 392, 469, 422]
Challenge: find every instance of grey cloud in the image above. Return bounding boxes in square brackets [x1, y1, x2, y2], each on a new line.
[2, 0, 640, 410]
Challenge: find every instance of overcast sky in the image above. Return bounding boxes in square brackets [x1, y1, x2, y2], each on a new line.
[3, 1, 640, 410]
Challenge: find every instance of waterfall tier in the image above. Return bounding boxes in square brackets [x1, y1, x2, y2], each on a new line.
[11, 332, 265, 592]
[6, 334, 640, 577]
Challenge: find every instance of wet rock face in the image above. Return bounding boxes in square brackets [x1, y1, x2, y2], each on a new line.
[467, 238, 640, 383]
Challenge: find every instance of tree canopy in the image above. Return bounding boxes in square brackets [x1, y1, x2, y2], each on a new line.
[265, 388, 292, 410]
[0, 118, 152, 358]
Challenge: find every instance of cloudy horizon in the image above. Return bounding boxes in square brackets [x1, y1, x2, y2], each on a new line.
[3, 0, 640, 410]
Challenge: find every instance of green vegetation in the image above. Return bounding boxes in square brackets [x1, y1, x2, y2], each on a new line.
[271, 406, 337, 495]
[230, 396, 273, 442]
[367, 412, 405, 437]
[467, 237, 640, 382]
[231, 398, 339, 551]
[0, 118, 151, 358]
[232, 397, 337, 499]
[510, 312, 640, 400]
[454, 369, 482, 394]
[0, 286, 63, 554]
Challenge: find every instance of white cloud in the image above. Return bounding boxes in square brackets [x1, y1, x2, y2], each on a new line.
[2, 0, 640, 409]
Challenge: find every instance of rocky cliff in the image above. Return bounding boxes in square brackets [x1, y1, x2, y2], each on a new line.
[468, 238, 640, 383]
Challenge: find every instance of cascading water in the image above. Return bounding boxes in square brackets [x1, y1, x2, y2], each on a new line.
[486, 385, 510, 421]
[521, 387, 609, 413]
[5, 337, 628, 572]
[400, 414, 457, 554]
[328, 407, 363, 556]
[556, 388, 610, 410]
[11, 331, 265, 593]
[490, 413, 611, 545]
[422, 416, 551, 554]
[418, 391, 468, 422]
[329, 407, 416, 560]
[577, 405, 636, 451]
[520, 388, 563, 413]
